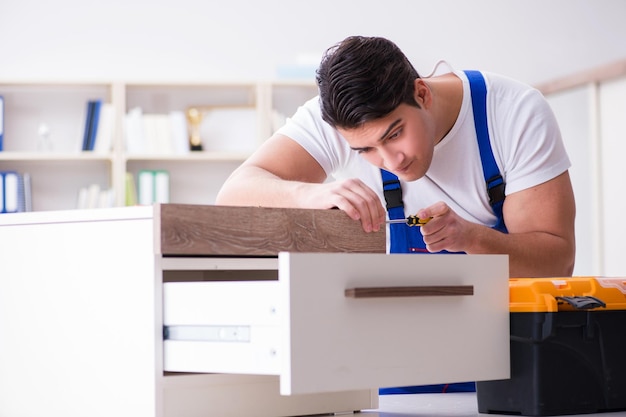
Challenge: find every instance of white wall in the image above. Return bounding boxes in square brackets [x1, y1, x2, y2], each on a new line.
[1, 0, 626, 86]
[546, 75, 626, 277]
[599, 77, 626, 276]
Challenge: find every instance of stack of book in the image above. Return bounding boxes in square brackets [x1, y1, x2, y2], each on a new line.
[76, 183, 115, 209]
[137, 169, 169, 205]
[125, 108, 189, 155]
[0, 171, 31, 213]
[124, 107, 258, 155]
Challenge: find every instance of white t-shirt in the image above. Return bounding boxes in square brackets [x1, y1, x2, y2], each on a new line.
[276, 70, 571, 229]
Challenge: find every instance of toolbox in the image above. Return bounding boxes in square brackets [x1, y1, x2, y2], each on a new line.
[476, 277, 626, 416]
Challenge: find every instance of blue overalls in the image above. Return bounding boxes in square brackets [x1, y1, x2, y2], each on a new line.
[379, 70, 507, 394]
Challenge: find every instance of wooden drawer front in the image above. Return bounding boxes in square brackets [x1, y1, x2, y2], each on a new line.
[163, 253, 510, 396]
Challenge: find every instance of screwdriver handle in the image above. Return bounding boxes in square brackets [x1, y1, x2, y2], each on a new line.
[406, 215, 432, 226]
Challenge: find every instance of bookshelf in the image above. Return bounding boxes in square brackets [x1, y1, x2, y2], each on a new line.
[0, 80, 318, 212]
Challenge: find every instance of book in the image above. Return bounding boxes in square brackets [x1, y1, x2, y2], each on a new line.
[154, 170, 170, 203]
[81, 99, 103, 151]
[81, 101, 95, 151]
[125, 109, 192, 155]
[124, 107, 146, 154]
[22, 173, 32, 212]
[137, 169, 170, 205]
[137, 170, 152, 205]
[170, 111, 190, 155]
[142, 114, 173, 154]
[98, 187, 115, 208]
[2, 171, 18, 213]
[93, 103, 115, 154]
[76, 183, 115, 209]
[125, 172, 137, 206]
[88, 100, 102, 151]
[0, 95, 4, 151]
[86, 183, 101, 208]
[1, 171, 29, 213]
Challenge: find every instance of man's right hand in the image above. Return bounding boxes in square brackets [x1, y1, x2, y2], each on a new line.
[297, 178, 387, 233]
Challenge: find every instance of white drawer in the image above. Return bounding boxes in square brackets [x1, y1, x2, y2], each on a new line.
[163, 253, 510, 396]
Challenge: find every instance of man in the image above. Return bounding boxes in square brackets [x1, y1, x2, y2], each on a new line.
[216, 35, 575, 278]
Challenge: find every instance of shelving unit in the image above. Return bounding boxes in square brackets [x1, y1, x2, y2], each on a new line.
[0, 80, 318, 211]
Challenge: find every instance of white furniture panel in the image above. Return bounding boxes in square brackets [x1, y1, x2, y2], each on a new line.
[0, 207, 158, 417]
[280, 252, 510, 395]
[164, 280, 282, 375]
[163, 252, 510, 396]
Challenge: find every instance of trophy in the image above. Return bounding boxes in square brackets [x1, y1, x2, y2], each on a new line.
[186, 107, 204, 151]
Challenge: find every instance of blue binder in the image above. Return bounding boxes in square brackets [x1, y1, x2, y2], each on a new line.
[1, 171, 20, 213]
[81, 99, 103, 151]
[0, 95, 4, 151]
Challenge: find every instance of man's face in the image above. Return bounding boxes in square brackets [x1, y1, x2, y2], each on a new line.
[338, 103, 437, 182]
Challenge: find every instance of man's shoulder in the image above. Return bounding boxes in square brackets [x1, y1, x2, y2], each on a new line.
[477, 71, 549, 120]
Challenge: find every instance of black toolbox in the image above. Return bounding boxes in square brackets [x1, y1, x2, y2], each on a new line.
[476, 277, 626, 416]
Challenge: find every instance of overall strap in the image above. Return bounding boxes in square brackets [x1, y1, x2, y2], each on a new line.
[381, 169, 427, 253]
[464, 70, 508, 233]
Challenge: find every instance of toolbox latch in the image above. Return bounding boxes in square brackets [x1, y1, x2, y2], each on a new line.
[555, 296, 606, 310]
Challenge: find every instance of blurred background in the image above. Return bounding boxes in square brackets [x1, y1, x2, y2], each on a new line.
[2, 0, 626, 276]
[1, 0, 625, 86]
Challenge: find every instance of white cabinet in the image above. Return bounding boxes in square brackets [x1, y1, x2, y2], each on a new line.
[0, 204, 510, 417]
[0, 80, 318, 211]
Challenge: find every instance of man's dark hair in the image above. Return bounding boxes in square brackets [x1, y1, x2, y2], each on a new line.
[316, 36, 421, 129]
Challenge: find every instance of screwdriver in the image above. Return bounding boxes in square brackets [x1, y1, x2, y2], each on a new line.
[386, 215, 432, 226]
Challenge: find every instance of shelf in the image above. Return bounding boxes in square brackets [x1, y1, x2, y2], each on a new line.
[0, 79, 316, 212]
[0, 152, 114, 162]
[124, 152, 251, 162]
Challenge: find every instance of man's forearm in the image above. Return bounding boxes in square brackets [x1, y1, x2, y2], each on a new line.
[215, 166, 314, 208]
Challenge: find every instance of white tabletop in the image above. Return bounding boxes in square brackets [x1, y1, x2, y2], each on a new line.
[360, 393, 626, 417]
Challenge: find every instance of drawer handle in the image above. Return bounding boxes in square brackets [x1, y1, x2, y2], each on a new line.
[344, 285, 474, 298]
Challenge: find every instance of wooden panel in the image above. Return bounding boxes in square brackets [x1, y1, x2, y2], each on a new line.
[344, 285, 474, 298]
[157, 204, 385, 256]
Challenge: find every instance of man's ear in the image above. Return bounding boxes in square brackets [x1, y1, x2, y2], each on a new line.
[413, 78, 432, 109]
